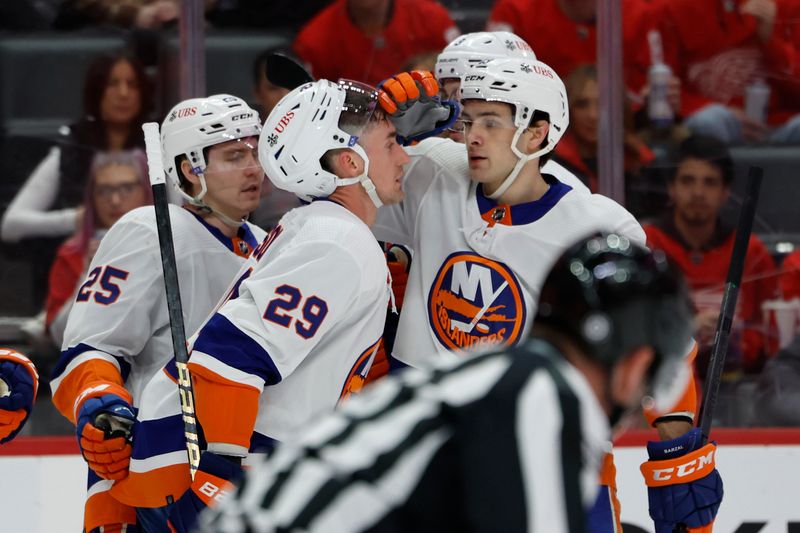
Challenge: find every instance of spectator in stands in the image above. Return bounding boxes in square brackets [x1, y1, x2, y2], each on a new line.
[779, 250, 800, 299]
[644, 135, 778, 376]
[206, 0, 331, 31]
[45, 150, 152, 347]
[294, 0, 460, 86]
[553, 64, 655, 192]
[653, 0, 800, 143]
[403, 51, 439, 72]
[487, 0, 666, 99]
[54, 0, 179, 29]
[1, 52, 151, 244]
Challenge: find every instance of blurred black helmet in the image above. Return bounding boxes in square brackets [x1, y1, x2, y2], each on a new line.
[536, 233, 694, 411]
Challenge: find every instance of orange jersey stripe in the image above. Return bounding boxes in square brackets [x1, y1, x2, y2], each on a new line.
[189, 363, 261, 450]
[52, 359, 127, 424]
[110, 463, 192, 509]
[644, 341, 699, 426]
[84, 486, 136, 532]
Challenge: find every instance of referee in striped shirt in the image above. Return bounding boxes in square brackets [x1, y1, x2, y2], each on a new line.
[199, 233, 694, 533]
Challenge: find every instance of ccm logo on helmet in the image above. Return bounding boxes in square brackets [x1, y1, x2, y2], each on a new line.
[463, 75, 485, 82]
[274, 111, 295, 133]
[650, 449, 716, 482]
[231, 112, 254, 121]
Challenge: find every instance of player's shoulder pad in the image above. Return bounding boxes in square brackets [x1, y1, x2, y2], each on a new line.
[541, 159, 591, 194]
[587, 192, 646, 245]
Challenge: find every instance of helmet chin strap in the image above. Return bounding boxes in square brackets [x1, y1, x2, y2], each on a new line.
[485, 126, 553, 201]
[334, 144, 383, 208]
[178, 172, 247, 228]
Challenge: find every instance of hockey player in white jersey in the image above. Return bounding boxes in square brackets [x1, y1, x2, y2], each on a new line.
[377, 56, 723, 532]
[49, 94, 267, 532]
[123, 79, 409, 532]
[198, 233, 698, 533]
[374, 56, 641, 364]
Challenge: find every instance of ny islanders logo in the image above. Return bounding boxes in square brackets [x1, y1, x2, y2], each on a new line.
[428, 252, 526, 352]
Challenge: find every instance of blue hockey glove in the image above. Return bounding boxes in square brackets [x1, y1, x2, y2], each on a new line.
[640, 428, 723, 533]
[76, 384, 136, 480]
[378, 70, 459, 145]
[167, 451, 243, 533]
[0, 350, 38, 444]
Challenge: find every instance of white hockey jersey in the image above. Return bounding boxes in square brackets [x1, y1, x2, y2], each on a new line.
[117, 200, 391, 507]
[373, 138, 645, 367]
[51, 205, 266, 408]
[49, 205, 266, 513]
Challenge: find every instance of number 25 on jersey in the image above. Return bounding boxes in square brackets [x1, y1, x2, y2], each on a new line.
[76, 265, 129, 305]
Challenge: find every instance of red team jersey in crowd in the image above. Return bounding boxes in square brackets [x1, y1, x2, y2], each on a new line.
[487, 0, 654, 93]
[293, 0, 459, 86]
[44, 239, 85, 328]
[780, 251, 800, 299]
[652, 0, 800, 124]
[644, 219, 778, 372]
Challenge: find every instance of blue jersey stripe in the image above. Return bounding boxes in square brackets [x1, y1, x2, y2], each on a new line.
[132, 414, 188, 460]
[52, 343, 131, 382]
[476, 174, 572, 225]
[192, 313, 283, 386]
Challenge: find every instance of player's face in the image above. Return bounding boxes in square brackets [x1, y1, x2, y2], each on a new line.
[93, 163, 147, 228]
[668, 158, 730, 227]
[100, 60, 142, 127]
[570, 78, 599, 146]
[461, 101, 520, 188]
[439, 79, 464, 143]
[202, 136, 264, 218]
[254, 73, 290, 118]
[360, 119, 409, 206]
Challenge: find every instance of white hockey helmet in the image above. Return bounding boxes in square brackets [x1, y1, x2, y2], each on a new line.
[459, 57, 569, 199]
[258, 79, 383, 206]
[160, 94, 262, 215]
[434, 31, 536, 83]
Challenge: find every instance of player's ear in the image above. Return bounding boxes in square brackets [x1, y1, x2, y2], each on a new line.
[610, 346, 655, 410]
[523, 120, 549, 154]
[180, 159, 200, 184]
[336, 149, 362, 178]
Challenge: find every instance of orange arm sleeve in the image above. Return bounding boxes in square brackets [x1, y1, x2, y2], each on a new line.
[189, 362, 261, 452]
[644, 341, 699, 427]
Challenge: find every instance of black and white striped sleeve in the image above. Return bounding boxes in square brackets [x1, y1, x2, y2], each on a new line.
[199, 343, 608, 533]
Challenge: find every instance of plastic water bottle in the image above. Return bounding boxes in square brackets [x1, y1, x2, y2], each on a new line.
[745, 78, 771, 125]
[648, 62, 674, 129]
[647, 30, 674, 129]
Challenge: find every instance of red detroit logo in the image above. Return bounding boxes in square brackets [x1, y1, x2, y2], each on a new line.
[428, 252, 526, 352]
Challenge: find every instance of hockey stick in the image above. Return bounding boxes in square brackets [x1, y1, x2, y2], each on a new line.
[266, 52, 314, 90]
[142, 122, 202, 480]
[696, 166, 763, 445]
[671, 168, 762, 533]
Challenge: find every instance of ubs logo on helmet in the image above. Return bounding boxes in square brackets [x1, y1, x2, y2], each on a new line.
[169, 107, 197, 122]
[274, 111, 295, 133]
[428, 252, 526, 352]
